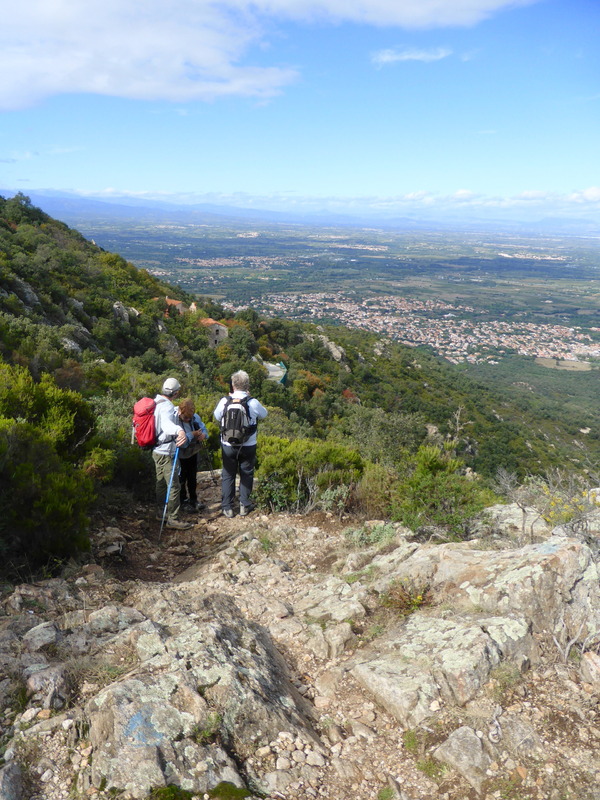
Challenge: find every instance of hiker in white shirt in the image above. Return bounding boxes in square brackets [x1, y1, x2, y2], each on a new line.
[213, 370, 267, 518]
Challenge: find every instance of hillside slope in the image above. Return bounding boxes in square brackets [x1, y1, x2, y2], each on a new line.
[1, 192, 598, 578]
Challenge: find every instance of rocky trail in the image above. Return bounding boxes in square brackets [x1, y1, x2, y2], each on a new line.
[1, 472, 600, 800]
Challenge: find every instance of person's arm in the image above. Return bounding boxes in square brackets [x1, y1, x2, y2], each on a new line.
[249, 398, 268, 420]
[180, 420, 194, 448]
[193, 413, 208, 441]
[196, 414, 208, 439]
[157, 404, 186, 447]
[213, 397, 227, 423]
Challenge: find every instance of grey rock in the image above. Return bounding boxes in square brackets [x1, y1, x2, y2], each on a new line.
[295, 576, 367, 624]
[11, 276, 40, 308]
[0, 762, 22, 800]
[87, 604, 145, 634]
[323, 622, 354, 659]
[352, 614, 534, 726]
[331, 757, 362, 780]
[306, 626, 329, 660]
[348, 720, 376, 740]
[61, 337, 82, 354]
[314, 668, 344, 699]
[262, 769, 294, 793]
[475, 502, 550, 539]
[22, 621, 61, 652]
[112, 301, 130, 323]
[580, 651, 600, 687]
[372, 537, 599, 642]
[433, 726, 492, 793]
[353, 656, 439, 728]
[0, 678, 13, 711]
[83, 591, 319, 797]
[500, 714, 544, 759]
[25, 664, 68, 709]
[306, 751, 326, 766]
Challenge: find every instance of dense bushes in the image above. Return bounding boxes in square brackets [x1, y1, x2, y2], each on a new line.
[255, 436, 363, 512]
[0, 418, 92, 575]
[390, 445, 496, 538]
[253, 434, 494, 540]
[0, 364, 98, 575]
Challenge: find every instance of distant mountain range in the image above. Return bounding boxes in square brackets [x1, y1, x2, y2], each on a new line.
[2, 188, 599, 235]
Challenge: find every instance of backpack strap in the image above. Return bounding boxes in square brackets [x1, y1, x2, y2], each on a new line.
[241, 396, 257, 437]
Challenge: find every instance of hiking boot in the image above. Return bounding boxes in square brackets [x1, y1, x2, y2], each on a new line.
[165, 518, 193, 530]
[239, 505, 254, 517]
[194, 502, 206, 511]
[222, 509, 234, 518]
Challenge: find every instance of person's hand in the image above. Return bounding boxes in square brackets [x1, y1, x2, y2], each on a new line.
[176, 429, 187, 447]
[194, 431, 206, 441]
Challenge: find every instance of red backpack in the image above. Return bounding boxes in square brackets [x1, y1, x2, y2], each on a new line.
[132, 397, 158, 449]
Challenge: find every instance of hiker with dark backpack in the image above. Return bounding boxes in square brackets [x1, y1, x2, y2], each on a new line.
[213, 370, 267, 518]
[152, 378, 192, 531]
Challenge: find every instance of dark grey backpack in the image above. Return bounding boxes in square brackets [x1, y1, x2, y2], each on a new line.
[220, 397, 257, 446]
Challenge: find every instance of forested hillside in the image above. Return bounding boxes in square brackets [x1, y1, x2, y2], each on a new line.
[0, 193, 596, 577]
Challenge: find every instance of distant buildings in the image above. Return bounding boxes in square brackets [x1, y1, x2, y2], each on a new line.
[233, 291, 600, 366]
[198, 318, 229, 348]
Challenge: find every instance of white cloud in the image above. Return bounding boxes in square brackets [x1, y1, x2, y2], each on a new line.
[0, 0, 539, 110]
[246, 0, 538, 27]
[567, 187, 600, 203]
[452, 189, 480, 200]
[371, 47, 452, 67]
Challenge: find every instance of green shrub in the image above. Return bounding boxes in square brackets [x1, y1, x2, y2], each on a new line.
[318, 484, 352, 516]
[149, 787, 194, 800]
[391, 444, 494, 538]
[82, 446, 116, 483]
[0, 363, 95, 460]
[192, 712, 222, 744]
[356, 462, 399, 517]
[207, 783, 252, 800]
[328, 405, 426, 469]
[380, 579, 434, 615]
[416, 758, 445, 780]
[0, 418, 92, 576]
[87, 389, 155, 495]
[256, 436, 363, 512]
[344, 522, 397, 548]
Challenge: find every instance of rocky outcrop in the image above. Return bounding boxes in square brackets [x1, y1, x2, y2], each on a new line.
[306, 332, 348, 366]
[1, 512, 599, 799]
[352, 614, 535, 727]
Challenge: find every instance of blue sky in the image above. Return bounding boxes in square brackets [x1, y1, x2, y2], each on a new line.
[1, 0, 599, 221]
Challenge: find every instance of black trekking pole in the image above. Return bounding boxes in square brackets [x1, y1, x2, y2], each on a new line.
[159, 446, 180, 542]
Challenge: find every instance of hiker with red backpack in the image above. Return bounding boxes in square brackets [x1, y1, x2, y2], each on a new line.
[152, 378, 192, 531]
[213, 370, 267, 518]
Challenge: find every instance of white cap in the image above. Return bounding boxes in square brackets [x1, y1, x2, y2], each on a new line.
[162, 377, 181, 396]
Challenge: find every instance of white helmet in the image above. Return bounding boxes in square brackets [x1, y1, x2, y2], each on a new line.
[162, 377, 181, 396]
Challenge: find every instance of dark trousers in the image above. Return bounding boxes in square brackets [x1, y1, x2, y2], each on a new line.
[179, 453, 198, 503]
[221, 444, 256, 510]
[152, 451, 181, 520]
